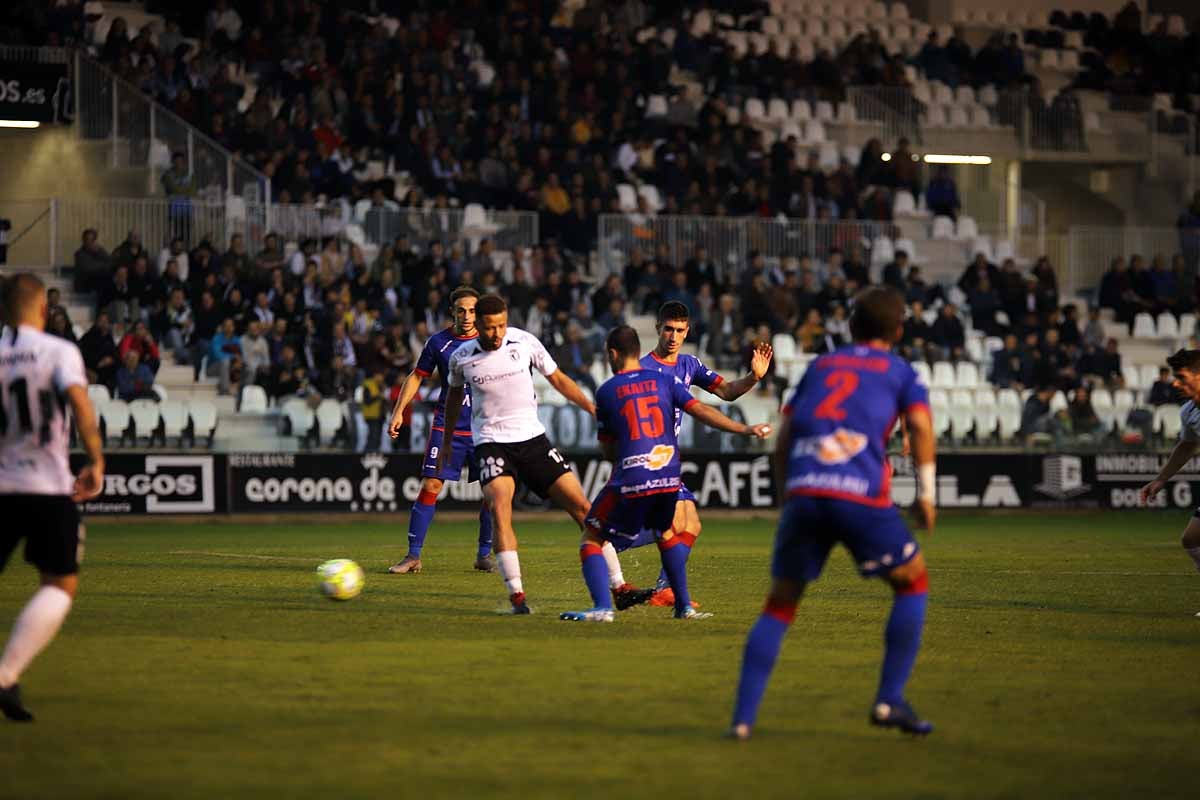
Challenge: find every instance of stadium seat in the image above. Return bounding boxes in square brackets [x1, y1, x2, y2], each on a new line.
[965, 337, 984, 363]
[1039, 49, 1059, 69]
[1140, 364, 1161, 390]
[616, 183, 639, 212]
[836, 102, 857, 123]
[818, 143, 840, 171]
[1049, 391, 1068, 414]
[978, 85, 999, 107]
[955, 362, 980, 388]
[786, 358, 808, 387]
[954, 86, 977, 106]
[804, 120, 827, 143]
[771, 333, 797, 364]
[893, 191, 917, 216]
[932, 406, 952, 439]
[912, 361, 932, 386]
[950, 389, 973, 407]
[949, 408, 975, 441]
[996, 388, 1021, 409]
[973, 409, 998, 440]
[948, 105, 970, 128]
[744, 97, 766, 123]
[924, 105, 948, 128]
[974, 387, 996, 407]
[160, 400, 188, 445]
[870, 236, 894, 267]
[315, 400, 343, 446]
[589, 358, 608, 390]
[997, 406, 1021, 440]
[767, 97, 790, 125]
[1157, 313, 1180, 339]
[1113, 389, 1135, 417]
[1157, 404, 1183, 439]
[1180, 313, 1197, 339]
[969, 106, 992, 128]
[889, 2, 908, 20]
[894, 237, 919, 263]
[762, 16, 781, 36]
[152, 383, 168, 402]
[281, 398, 315, 442]
[645, 94, 668, 118]
[240, 385, 268, 413]
[1121, 365, 1143, 390]
[814, 101, 835, 122]
[928, 388, 950, 408]
[931, 361, 956, 389]
[129, 399, 162, 445]
[1132, 313, 1157, 339]
[931, 216, 955, 239]
[187, 399, 218, 446]
[791, 99, 812, 121]
[100, 399, 131, 446]
[956, 216, 979, 241]
[993, 240, 1015, 262]
[841, 144, 861, 166]
[637, 184, 664, 212]
[87, 384, 111, 406]
[971, 237, 994, 263]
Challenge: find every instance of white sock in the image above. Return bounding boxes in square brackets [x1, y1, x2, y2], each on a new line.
[497, 551, 523, 595]
[0, 586, 73, 688]
[601, 542, 625, 588]
[1186, 546, 1200, 574]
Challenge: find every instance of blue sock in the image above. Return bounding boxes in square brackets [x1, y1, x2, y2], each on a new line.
[654, 567, 669, 590]
[658, 541, 692, 613]
[581, 544, 612, 609]
[876, 583, 928, 705]
[406, 490, 438, 558]
[732, 603, 794, 727]
[477, 504, 493, 558]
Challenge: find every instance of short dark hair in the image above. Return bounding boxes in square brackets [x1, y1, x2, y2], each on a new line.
[476, 294, 507, 318]
[1166, 348, 1200, 373]
[657, 301, 690, 324]
[849, 286, 905, 343]
[449, 285, 480, 306]
[606, 325, 641, 359]
[1, 273, 45, 321]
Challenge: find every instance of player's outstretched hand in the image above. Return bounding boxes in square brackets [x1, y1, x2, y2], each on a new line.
[72, 463, 104, 502]
[1140, 479, 1166, 506]
[746, 423, 772, 438]
[913, 498, 936, 534]
[388, 413, 404, 439]
[750, 341, 773, 381]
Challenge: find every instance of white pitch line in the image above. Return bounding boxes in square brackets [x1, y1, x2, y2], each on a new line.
[169, 550, 317, 564]
[934, 568, 1193, 577]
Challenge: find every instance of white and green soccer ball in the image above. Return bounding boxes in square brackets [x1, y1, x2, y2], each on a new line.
[317, 559, 364, 601]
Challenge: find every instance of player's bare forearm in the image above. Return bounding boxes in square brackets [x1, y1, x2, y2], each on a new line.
[546, 370, 596, 416]
[1156, 439, 1200, 482]
[712, 373, 759, 401]
[66, 385, 104, 468]
[390, 371, 424, 421]
[905, 406, 936, 467]
[687, 401, 752, 435]
[773, 416, 792, 506]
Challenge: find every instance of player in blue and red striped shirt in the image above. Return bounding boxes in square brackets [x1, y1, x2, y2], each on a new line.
[730, 286, 939, 738]
[387, 287, 494, 575]
[637, 301, 773, 607]
[560, 326, 770, 622]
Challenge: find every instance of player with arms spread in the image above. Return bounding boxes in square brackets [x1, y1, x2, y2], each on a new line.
[388, 286, 495, 574]
[638, 301, 773, 607]
[560, 326, 770, 622]
[0, 274, 105, 722]
[438, 295, 651, 614]
[1139, 348, 1200, 616]
[730, 286, 938, 739]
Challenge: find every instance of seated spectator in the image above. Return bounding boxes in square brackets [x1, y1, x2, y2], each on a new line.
[1082, 307, 1106, 349]
[925, 167, 961, 220]
[958, 252, 999, 293]
[1149, 367, 1181, 405]
[241, 320, 271, 387]
[74, 228, 112, 293]
[112, 230, 145, 269]
[795, 309, 828, 354]
[118, 320, 161, 375]
[967, 278, 1005, 337]
[1149, 255, 1180, 314]
[901, 301, 935, 362]
[1058, 305, 1083, 348]
[1019, 386, 1057, 442]
[904, 266, 942, 307]
[114, 351, 158, 402]
[930, 303, 966, 361]
[208, 318, 243, 395]
[158, 288, 193, 363]
[1066, 386, 1106, 439]
[551, 322, 597, 392]
[47, 308, 76, 344]
[270, 345, 306, 402]
[708, 293, 744, 370]
[360, 367, 387, 452]
[158, 237, 189, 282]
[882, 250, 909, 291]
[990, 334, 1024, 388]
[98, 265, 137, 326]
[79, 311, 119, 388]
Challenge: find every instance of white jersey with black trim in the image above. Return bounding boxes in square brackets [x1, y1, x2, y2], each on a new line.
[0, 324, 87, 495]
[448, 326, 558, 444]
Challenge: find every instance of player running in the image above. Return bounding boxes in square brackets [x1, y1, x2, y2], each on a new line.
[1139, 348, 1200, 616]
[438, 295, 651, 614]
[560, 326, 770, 622]
[388, 286, 495, 574]
[0, 274, 105, 721]
[637, 301, 773, 607]
[729, 286, 937, 739]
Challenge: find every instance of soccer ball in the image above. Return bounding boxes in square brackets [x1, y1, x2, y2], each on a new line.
[317, 559, 364, 600]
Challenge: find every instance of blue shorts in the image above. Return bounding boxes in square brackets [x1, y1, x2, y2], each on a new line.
[678, 485, 696, 504]
[585, 485, 679, 553]
[772, 495, 919, 583]
[625, 485, 695, 548]
[421, 432, 479, 482]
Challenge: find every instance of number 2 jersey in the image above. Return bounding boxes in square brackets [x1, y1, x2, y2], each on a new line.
[0, 325, 87, 496]
[782, 344, 928, 507]
[596, 368, 698, 497]
[414, 327, 477, 438]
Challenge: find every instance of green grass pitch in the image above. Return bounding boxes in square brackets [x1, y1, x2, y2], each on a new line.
[0, 511, 1196, 799]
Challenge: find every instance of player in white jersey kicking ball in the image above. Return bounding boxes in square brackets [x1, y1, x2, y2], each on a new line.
[1140, 348, 1200, 616]
[438, 295, 652, 614]
[0, 274, 105, 721]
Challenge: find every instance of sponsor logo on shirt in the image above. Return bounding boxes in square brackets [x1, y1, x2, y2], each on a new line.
[471, 367, 526, 384]
[791, 428, 869, 465]
[621, 444, 676, 472]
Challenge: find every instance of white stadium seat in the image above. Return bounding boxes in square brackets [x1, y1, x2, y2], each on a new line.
[315, 399, 343, 446]
[974, 387, 996, 407]
[772, 333, 797, 364]
[129, 399, 162, 444]
[1180, 313, 1197, 339]
[931, 216, 955, 239]
[240, 385, 268, 413]
[997, 406, 1021, 440]
[893, 191, 917, 216]
[1133, 313, 1157, 339]
[791, 99, 812, 121]
[931, 362, 956, 389]
[955, 362, 980, 388]
[100, 399, 130, 445]
[996, 388, 1021, 409]
[928, 388, 950, 408]
[1157, 313, 1179, 339]
[87, 384, 111, 405]
[1049, 391, 1068, 414]
[1140, 364, 1161, 390]
[1157, 404, 1183, 439]
[973, 409, 998, 440]
[187, 399, 218, 444]
[282, 398, 315, 441]
[160, 400, 188, 444]
[912, 361, 932, 387]
[950, 389, 973, 407]
[950, 407, 975, 441]
[1121, 365, 1143, 390]
[956, 216, 979, 240]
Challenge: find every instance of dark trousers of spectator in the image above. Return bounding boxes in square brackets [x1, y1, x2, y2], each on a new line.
[365, 419, 383, 452]
[169, 209, 192, 247]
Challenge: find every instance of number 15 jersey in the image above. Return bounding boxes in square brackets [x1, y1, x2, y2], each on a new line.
[0, 325, 87, 496]
[782, 344, 927, 507]
[596, 368, 698, 497]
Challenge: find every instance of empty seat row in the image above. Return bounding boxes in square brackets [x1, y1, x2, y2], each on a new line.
[279, 398, 347, 447]
[93, 396, 217, 447]
[1131, 312, 1196, 341]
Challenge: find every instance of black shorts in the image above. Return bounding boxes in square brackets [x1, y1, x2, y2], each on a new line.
[0, 494, 84, 576]
[475, 434, 572, 497]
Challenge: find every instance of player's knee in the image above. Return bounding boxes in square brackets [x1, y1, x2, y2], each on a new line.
[42, 573, 77, 599]
[1181, 525, 1200, 549]
[764, 579, 805, 621]
[422, 477, 444, 495]
[889, 555, 928, 595]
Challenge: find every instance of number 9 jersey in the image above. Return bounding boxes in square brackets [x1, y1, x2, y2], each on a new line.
[782, 345, 928, 507]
